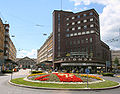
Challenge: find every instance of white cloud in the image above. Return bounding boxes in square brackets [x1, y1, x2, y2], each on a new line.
[17, 49, 37, 58]
[70, 0, 120, 50]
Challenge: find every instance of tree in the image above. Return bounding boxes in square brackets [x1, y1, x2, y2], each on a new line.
[114, 57, 119, 66]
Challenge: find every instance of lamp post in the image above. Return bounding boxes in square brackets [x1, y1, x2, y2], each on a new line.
[30, 65, 33, 74]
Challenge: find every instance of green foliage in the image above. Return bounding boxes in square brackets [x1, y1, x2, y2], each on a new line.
[102, 73, 114, 77]
[114, 57, 119, 65]
[31, 71, 43, 74]
[2, 70, 13, 73]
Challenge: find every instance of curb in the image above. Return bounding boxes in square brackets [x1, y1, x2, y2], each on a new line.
[8, 80, 120, 91]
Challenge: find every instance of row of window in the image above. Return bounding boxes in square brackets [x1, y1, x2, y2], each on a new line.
[66, 47, 93, 54]
[66, 30, 97, 37]
[66, 38, 93, 46]
[66, 12, 93, 21]
[66, 24, 95, 32]
[67, 18, 94, 26]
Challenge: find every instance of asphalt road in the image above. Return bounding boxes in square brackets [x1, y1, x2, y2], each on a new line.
[0, 70, 120, 94]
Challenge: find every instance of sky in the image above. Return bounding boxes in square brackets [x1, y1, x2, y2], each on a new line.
[0, 0, 120, 58]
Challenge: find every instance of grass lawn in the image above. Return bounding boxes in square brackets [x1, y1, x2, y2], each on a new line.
[10, 78, 119, 89]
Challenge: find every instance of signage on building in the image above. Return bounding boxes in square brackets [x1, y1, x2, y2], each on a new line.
[61, 63, 105, 66]
[70, 52, 88, 56]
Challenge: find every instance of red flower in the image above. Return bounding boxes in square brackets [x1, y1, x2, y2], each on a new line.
[34, 74, 50, 81]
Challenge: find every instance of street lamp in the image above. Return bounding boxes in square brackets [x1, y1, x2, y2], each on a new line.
[30, 65, 33, 74]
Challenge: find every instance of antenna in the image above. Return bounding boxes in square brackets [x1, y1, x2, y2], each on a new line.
[61, 0, 62, 10]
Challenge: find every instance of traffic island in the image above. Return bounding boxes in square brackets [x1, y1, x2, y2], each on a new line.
[8, 73, 120, 91]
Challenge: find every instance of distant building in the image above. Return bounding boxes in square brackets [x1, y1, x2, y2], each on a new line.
[16, 57, 36, 69]
[111, 50, 120, 67]
[37, 9, 111, 73]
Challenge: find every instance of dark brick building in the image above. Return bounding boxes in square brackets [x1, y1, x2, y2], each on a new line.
[52, 9, 111, 72]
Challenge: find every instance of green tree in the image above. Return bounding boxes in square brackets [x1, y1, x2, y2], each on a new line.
[114, 57, 119, 66]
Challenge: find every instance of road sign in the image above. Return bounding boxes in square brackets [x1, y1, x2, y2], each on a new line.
[85, 68, 90, 74]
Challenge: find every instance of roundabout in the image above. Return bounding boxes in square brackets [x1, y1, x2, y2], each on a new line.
[9, 73, 120, 90]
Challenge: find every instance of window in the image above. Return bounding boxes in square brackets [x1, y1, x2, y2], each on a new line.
[72, 28, 75, 31]
[77, 21, 81, 24]
[90, 24, 94, 27]
[91, 30, 95, 33]
[66, 28, 69, 32]
[78, 27, 81, 30]
[66, 18, 69, 20]
[77, 40, 80, 44]
[72, 17, 75, 19]
[74, 33, 77, 36]
[73, 40, 76, 44]
[70, 33, 73, 36]
[81, 39, 84, 43]
[83, 14, 87, 17]
[86, 31, 90, 34]
[83, 19, 87, 23]
[90, 37, 92, 43]
[58, 27, 60, 32]
[67, 23, 69, 26]
[84, 25, 87, 29]
[77, 15, 80, 18]
[86, 38, 88, 43]
[78, 32, 81, 35]
[66, 34, 69, 37]
[70, 41, 72, 45]
[82, 32, 85, 35]
[90, 18, 93, 21]
[72, 22, 75, 25]
[90, 12, 93, 15]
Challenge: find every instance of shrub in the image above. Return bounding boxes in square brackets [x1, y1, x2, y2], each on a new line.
[102, 73, 114, 77]
[2, 70, 13, 73]
[31, 71, 43, 74]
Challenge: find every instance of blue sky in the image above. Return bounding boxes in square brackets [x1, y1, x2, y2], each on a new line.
[0, 0, 120, 58]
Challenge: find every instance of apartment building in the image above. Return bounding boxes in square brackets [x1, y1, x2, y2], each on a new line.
[0, 18, 5, 71]
[3, 24, 17, 70]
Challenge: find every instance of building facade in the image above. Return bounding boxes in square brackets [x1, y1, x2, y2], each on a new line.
[111, 50, 120, 67]
[52, 9, 111, 72]
[0, 18, 5, 71]
[37, 33, 53, 64]
[37, 9, 111, 73]
[16, 57, 36, 69]
[3, 24, 17, 70]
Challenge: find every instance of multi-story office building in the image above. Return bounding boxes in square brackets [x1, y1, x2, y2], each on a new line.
[37, 33, 53, 64]
[53, 9, 111, 72]
[0, 18, 5, 71]
[37, 9, 111, 73]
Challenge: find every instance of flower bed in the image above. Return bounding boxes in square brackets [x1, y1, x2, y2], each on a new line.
[53, 73, 83, 82]
[80, 74, 103, 80]
[27, 73, 103, 82]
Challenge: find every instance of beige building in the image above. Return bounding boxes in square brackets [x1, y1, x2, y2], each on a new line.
[37, 33, 53, 64]
[16, 57, 36, 69]
[111, 50, 120, 66]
